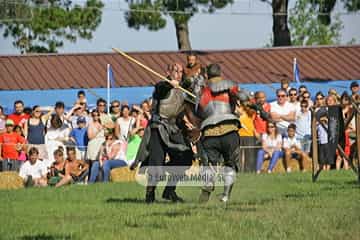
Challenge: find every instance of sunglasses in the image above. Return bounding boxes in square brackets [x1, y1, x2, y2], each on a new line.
[316, 97, 324, 100]
[112, 105, 120, 108]
[277, 95, 286, 98]
[303, 95, 310, 99]
[79, 102, 85, 105]
[92, 114, 100, 117]
[268, 125, 275, 128]
[289, 93, 297, 96]
[301, 105, 308, 108]
[98, 104, 106, 107]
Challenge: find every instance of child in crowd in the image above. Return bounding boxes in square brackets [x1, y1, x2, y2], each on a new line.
[282, 124, 308, 172]
[317, 116, 330, 170]
[14, 125, 27, 162]
[70, 116, 89, 160]
[19, 147, 47, 187]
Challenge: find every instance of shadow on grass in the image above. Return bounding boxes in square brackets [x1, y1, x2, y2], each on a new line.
[106, 198, 144, 204]
[149, 210, 193, 218]
[19, 234, 72, 240]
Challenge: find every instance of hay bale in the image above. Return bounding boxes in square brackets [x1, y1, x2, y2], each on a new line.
[0, 171, 24, 190]
[110, 167, 137, 182]
[262, 157, 312, 173]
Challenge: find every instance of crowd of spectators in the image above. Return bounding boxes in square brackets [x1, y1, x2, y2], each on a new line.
[0, 55, 359, 187]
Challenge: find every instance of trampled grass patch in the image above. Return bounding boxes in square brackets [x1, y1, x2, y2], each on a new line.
[0, 171, 359, 240]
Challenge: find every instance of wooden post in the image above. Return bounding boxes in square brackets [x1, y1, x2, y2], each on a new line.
[311, 109, 320, 182]
[356, 112, 360, 183]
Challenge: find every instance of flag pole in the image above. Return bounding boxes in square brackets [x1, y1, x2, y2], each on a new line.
[293, 57, 296, 83]
[107, 64, 110, 115]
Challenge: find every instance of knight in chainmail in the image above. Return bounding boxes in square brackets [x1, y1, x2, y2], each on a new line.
[132, 63, 194, 203]
[196, 63, 242, 203]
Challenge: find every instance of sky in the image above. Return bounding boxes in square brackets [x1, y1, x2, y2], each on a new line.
[0, 0, 359, 54]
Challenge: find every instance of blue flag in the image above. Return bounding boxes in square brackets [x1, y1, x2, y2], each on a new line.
[293, 58, 301, 85]
[108, 64, 116, 87]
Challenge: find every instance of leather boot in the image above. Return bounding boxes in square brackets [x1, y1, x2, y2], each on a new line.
[162, 186, 184, 203]
[145, 186, 156, 204]
[219, 184, 233, 203]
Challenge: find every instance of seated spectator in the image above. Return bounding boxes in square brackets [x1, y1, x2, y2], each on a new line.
[69, 116, 88, 160]
[7, 100, 30, 128]
[0, 119, 27, 171]
[282, 124, 309, 172]
[295, 100, 311, 154]
[253, 91, 271, 138]
[256, 122, 283, 174]
[19, 147, 47, 187]
[0, 106, 6, 134]
[270, 89, 296, 136]
[55, 146, 89, 187]
[48, 148, 66, 186]
[89, 132, 127, 183]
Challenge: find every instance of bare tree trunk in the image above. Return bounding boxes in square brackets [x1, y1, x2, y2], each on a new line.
[174, 21, 192, 50]
[272, 0, 291, 46]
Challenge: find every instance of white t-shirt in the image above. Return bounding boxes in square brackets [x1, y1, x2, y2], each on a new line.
[270, 101, 296, 135]
[19, 160, 48, 179]
[116, 117, 135, 141]
[283, 136, 301, 149]
[262, 133, 282, 150]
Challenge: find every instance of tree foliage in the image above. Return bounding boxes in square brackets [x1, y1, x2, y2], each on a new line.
[289, 0, 344, 46]
[0, 0, 104, 53]
[125, 0, 233, 50]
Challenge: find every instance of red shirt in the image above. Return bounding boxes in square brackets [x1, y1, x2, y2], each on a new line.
[7, 113, 30, 128]
[254, 102, 271, 135]
[0, 132, 26, 159]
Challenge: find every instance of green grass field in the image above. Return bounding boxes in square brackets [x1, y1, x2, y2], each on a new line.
[0, 171, 359, 240]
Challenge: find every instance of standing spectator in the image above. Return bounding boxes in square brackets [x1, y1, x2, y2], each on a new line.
[76, 90, 87, 105]
[96, 98, 114, 130]
[350, 81, 359, 102]
[47, 101, 71, 130]
[317, 114, 330, 171]
[45, 115, 71, 167]
[7, 100, 30, 128]
[0, 106, 6, 134]
[253, 91, 271, 137]
[110, 100, 121, 121]
[314, 92, 326, 109]
[298, 85, 308, 96]
[135, 103, 150, 128]
[66, 102, 89, 129]
[288, 88, 300, 112]
[87, 110, 105, 171]
[300, 91, 313, 107]
[115, 105, 135, 141]
[126, 126, 144, 166]
[0, 119, 26, 171]
[19, 147, 47, 187]
[328, 89, 340, 104]
[256, 121, 283, 174]
[280, 78, 290, 93]
[270, 89, 296, 136]
[24, 105, 51, 160]
[69, 116, 88, 160]
[89, 132, 127, 183]
[236, 99, 257, 172]
[14, 126, 27, 162]
[282, 124, 308, 172]
[55, 146, 89, 187]
[295, 100, 312, 154]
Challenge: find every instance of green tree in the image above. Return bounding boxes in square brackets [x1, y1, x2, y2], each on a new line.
[125, 0, 233, 50]
[289, 0, 343, 45]
[0, 0, 104, 53]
